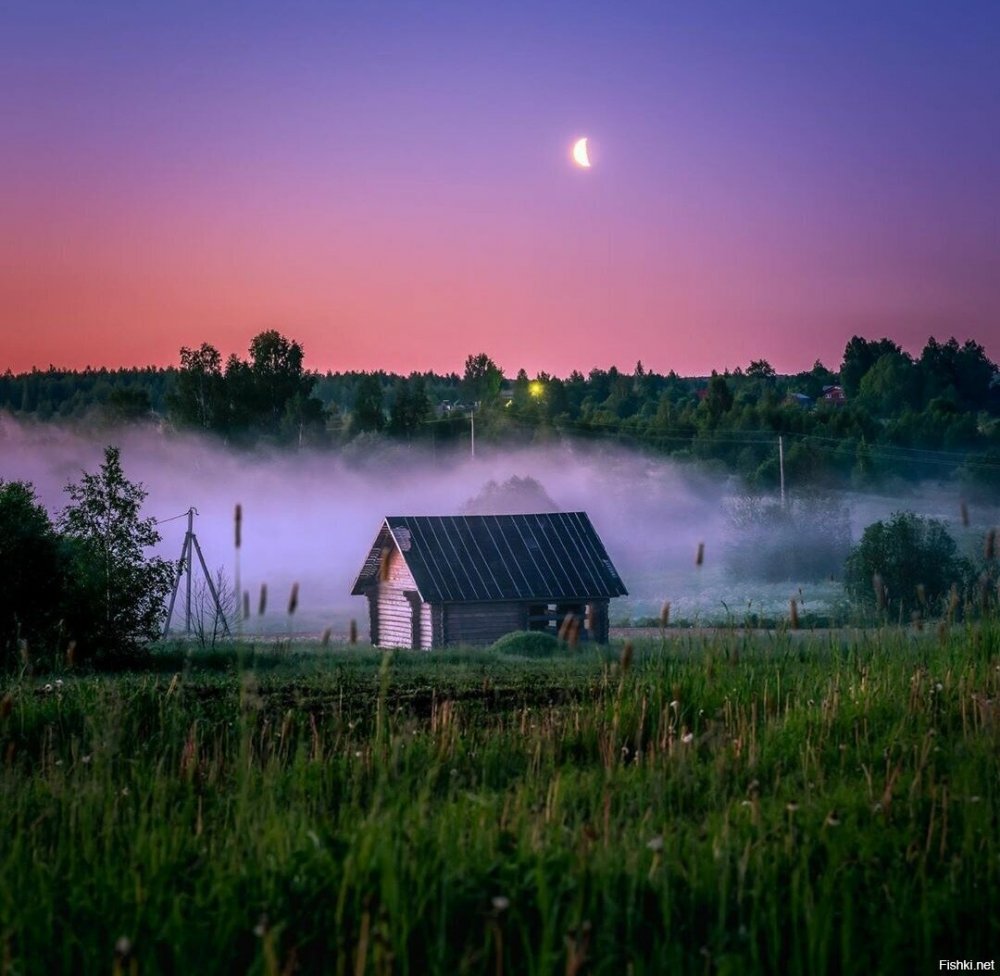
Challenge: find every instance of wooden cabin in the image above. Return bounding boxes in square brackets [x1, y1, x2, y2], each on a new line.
[351, 513, 628, 649]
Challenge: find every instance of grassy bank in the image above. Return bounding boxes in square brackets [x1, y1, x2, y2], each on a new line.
[1, 627, 998, 974]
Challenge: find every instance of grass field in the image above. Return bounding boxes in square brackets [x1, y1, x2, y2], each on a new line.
[1, 626, 998, 975]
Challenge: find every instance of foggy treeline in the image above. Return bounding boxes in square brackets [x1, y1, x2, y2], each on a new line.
[2, 332, 998, 495]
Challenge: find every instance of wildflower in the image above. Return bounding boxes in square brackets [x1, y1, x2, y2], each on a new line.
[81, 754, 92, 765]
[669, 700, 680, 710]
[935, 682, 943, 692]
[253, 914, 268, 938]
[786, 801, 799, 813]
[43, 683, 53, 694]
[681, 732, 694, 744]
[114, 936, 132, 958]
[54, 679, 64, 689]
[825, 811, 841, 827]
[491, 895, 510, 912]
[646, 836, 664, 852]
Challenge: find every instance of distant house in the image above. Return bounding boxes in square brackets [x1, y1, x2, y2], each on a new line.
[821, 385, 846, 405]
[351, 513, 628, 648]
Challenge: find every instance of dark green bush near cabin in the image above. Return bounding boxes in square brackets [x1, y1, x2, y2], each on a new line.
[844, 511, 973, 616]
[491, 630, 562, 657]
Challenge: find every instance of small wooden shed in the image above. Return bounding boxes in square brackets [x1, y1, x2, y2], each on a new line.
[350, 512, 628, 649]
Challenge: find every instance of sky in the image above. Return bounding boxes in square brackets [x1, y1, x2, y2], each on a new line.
[2, 1, 999, 377]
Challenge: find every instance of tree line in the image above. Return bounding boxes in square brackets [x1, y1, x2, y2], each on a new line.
[2, 332, 998, 491]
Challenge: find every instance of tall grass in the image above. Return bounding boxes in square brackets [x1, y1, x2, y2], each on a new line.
[1, 625, 997, 974]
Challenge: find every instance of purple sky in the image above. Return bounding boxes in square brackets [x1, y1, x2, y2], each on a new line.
[2, 1, 999, 376]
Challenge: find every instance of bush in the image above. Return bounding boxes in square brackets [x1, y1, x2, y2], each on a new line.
[491, 631, 562, 657]
[844, 511, 972, 616]
[0, 481, 68, 665]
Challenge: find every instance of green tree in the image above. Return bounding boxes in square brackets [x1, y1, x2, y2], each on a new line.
[168, 343, 228, 431]
[844, 512, 971, 616]
[856, 350, 919, 416]
[461, 353, 503, 404]
[59, 447, 175, 657]
[840, 336, 903, 399]
[0, 481, 67, 666]
[352, 374, 385, 433]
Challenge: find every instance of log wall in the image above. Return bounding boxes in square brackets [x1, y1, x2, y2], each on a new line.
[442, 601, 527, 646]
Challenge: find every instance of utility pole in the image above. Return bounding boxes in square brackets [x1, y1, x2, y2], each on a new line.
[778, 435, 786, 508]
[162, 508, 231, 639]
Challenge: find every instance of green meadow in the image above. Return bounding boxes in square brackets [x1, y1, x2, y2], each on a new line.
[1, 627, 997, 975]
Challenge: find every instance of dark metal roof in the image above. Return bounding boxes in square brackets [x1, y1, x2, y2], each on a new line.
[351, 512, 627, 603]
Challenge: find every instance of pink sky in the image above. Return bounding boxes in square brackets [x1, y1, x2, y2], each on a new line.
[2, 3, 998, 377]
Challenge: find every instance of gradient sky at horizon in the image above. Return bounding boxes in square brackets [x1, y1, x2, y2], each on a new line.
[2, 1, 999, 377]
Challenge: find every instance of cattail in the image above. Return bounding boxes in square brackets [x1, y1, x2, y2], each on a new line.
[985, 528, 996, 561]
[872, 573, 886, 610]
[65, 640, 77, 668]
[349, 619, 358, 644]
[659, 601, 670, 630]
[287, 582, 299, 616]
[242, 591, 250, 621]
[379, 549, 391, 582]
[258, 583, 268, 616]
[960, 500, 969, 527]
[789, 598, 799, 629]
[558, 612, 575, 641]
[321, 627, 332, 647]
[948, 584, 960, 621]
[234, 504, 242, 549]
[695, 542, 704, 567]
[620, 641, 633, 674]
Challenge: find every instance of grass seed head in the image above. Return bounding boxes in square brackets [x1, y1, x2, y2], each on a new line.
[321, 627, 332, 647]
[258, 583, 267, 616]
[960, 500, 970, 527]
[789, 598, 799, 629]
[660, 601, 670, 629]
[234, 504, 242, 549]
[985, 528, 996, 561]
[349, 619, 358, 644]
[65, 640, 77, 668]
[287, 582, 299, 616]
[621, 641, 633, 674]
[872, 573, 886, 610]
[695, 542, 705, 567]
[242, 592, 250, 621]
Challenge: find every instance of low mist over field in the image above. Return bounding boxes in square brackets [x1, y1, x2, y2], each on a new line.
[2, 415, 996, 631]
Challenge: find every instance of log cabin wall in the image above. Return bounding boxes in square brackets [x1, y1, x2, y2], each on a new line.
[373, 546, 432, 649]
[442, 601, 527, 646]
[586, 600, 610, 644]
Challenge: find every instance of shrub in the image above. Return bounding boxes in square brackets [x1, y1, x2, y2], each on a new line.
[844, 511, 972, 616]
[491, 631, 562, 657]
[0, 481, 67, 665]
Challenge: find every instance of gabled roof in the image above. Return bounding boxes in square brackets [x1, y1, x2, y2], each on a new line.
[351, 512, 628, 604]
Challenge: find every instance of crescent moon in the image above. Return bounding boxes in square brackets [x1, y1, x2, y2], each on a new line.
[572, 137, 591, 168]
